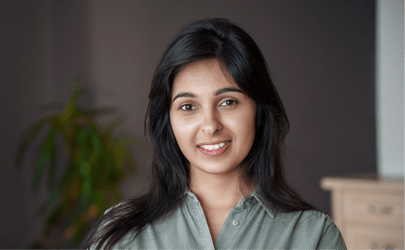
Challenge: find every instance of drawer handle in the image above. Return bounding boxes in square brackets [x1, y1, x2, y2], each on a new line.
[369, 241, 395, 249]
[367, 204, 393, 215]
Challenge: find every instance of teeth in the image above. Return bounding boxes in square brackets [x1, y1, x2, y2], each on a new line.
[200, 141, 229, 151]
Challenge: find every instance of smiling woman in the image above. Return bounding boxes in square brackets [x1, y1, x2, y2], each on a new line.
[81, 18, 347, 249]
[170, 59, 256, 177]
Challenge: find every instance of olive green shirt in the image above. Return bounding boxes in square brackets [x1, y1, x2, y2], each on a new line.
[91, 190, 347, 249]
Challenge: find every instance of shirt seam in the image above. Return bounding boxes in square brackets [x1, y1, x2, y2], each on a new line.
[191, 202, 208, 248]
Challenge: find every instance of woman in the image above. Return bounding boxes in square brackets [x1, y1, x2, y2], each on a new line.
[81, 18, 346, 249]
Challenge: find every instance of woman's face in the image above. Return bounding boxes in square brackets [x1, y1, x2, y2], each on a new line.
[169, 59, 256, 176]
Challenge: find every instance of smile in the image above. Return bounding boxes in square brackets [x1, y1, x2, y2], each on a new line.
[198, 141, 231, 156]
[198, 140, 231, 150]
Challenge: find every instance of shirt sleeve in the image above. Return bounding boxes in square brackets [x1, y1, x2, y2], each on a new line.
[316, 215, 347, 250]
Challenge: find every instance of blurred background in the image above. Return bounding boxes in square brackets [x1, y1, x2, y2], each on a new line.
[0, 0, 403, 248]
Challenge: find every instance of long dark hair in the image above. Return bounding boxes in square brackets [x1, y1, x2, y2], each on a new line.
[80, 18, 319, 250]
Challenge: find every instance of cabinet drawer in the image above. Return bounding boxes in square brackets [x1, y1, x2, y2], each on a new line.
[345, 224, 404, 249]
[344, 191, 404, 227]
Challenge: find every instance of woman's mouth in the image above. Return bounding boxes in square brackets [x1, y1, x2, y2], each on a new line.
[198, 141, 231, 156]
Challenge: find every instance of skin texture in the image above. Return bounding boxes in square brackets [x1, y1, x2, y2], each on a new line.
[169, 59, 256, 243]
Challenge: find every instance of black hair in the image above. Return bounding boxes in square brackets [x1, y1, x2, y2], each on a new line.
[80, 18, 319, 250]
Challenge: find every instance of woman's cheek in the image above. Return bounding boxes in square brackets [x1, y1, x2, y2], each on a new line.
[172, 116, 196, 138]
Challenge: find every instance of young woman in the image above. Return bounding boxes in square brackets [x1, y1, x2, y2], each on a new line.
[81, 18, 346, 249]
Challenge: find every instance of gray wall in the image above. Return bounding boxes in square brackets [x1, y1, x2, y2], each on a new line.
[1, 1, 56, 247]
[0, 0, 375, 247]
[375, 0, 404, 177]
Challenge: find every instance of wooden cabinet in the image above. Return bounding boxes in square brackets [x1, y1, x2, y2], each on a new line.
[320, 172, 404, 249]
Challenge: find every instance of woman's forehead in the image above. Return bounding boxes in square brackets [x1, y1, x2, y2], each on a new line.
[172, 60, 238, 93]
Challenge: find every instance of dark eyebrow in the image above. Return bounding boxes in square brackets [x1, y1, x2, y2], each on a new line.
[172, 87, 244, 103]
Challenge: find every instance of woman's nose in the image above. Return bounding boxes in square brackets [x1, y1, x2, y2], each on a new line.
[201, 109, 222, 135]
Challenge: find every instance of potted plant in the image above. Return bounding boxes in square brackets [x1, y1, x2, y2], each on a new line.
[15, 80, 142, 248]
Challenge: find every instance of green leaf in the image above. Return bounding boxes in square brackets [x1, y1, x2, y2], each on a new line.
[80, 177, 92, 214]
[79, 161, 90, 178]
[77, 128, 89, 147]
[47, 118, 61, 190]
[102, 142, 115, 172]
[32, 126, 56, 191]
[88, 125, 102, 165]
[15, 115, 55, 170]
[76, 128, 91, 162]
[109, 136, 142, 173]
[47, 137, 57, 190]
[109, 149, 122, 174]
[60, 80, 83, 125]
[37, 184, 63, 215]
[68, 222, 87, 248]
[114, 135, 143, 149]
[37, 162, 75, 215]
[94, 190, 106, 214]
[46, 204, 63, 225]
[94, 156, 113, 186]
[65, 197, 82, 226]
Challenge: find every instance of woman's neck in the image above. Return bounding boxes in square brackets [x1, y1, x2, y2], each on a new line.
[189, 168, 255, 210]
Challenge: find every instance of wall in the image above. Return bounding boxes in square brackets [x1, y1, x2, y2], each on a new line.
[375, 0, 404, 178]
[0, 1, 55, 247]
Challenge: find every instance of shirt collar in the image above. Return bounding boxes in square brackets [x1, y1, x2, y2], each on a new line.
[184, 189, 276, 219]
[249, 189, 277, 219]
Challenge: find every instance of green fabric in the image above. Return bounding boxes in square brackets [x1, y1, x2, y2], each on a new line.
[91, 190, 347, 249]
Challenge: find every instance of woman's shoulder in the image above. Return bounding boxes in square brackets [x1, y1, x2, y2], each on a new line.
[298, 209, 333, 221]
[286, 209, 346, 249]
[276, 208, 331, 220]
[277, 209, 339, 231]
[252, 208, 346, 249]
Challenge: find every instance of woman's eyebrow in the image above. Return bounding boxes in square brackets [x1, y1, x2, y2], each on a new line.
[172, 87, 244, 103]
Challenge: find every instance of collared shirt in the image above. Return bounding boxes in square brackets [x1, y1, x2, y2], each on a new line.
[91, 190, 347, 249]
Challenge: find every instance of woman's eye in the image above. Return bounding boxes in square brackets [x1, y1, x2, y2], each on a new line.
[179, 99, 238, 112]
[180, 104, 195, 112]
[221, 99, 238, 107]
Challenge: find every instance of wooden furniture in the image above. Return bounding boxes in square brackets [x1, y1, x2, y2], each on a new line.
[320, 172, 404, 249]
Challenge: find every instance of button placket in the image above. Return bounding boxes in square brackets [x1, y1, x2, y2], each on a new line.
[214, 207, 247, 250]
[185, 193, 216, 250]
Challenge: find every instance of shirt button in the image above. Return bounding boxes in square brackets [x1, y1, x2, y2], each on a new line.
[232, 219, 239, 226]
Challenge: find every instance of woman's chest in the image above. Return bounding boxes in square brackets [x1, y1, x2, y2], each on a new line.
[203, 208, 233, 243]
[126, 203, 326, 250]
